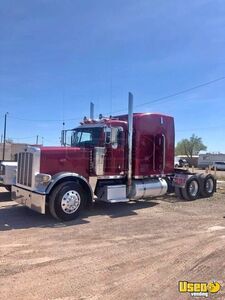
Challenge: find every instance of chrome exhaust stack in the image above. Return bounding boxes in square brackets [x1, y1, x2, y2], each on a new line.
[126, 93, 168, 199]
[90, 102, 94, 119]
[127, 92, 133, 196]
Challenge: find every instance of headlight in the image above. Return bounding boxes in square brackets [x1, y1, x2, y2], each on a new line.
[35, 173, 51, 186]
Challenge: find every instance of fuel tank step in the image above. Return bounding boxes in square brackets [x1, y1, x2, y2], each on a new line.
[99, 198, 129, 203]
[96, 184, 129, 203]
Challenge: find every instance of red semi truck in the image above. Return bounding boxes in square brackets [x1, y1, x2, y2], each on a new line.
[12, 93, 216, 221]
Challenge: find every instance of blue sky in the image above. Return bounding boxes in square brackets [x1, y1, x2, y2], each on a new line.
[0, 0, 225, 151]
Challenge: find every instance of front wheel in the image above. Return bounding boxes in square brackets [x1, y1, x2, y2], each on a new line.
[49, 181, 86, 221]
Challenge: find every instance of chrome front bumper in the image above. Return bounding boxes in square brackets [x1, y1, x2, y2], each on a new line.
[12, 185, 46, 214]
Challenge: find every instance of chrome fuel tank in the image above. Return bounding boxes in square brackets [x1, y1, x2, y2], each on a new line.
[129, 178, 168, 200]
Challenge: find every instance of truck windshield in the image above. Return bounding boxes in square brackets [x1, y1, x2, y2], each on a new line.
[71, 127, 102, 147]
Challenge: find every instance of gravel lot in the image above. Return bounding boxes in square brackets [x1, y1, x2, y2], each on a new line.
[0, 189, 225, 300]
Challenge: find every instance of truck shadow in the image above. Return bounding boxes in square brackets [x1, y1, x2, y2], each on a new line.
[0, 200, 159, 231]
[87, 200, 159, 218]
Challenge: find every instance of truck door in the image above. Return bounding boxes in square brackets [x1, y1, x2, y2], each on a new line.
[104, 127, 126, 175]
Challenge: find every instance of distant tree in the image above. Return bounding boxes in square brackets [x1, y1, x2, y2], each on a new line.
[176, 134, 207, 158]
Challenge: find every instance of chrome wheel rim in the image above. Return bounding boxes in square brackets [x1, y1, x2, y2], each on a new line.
[61, 190, 81, 214]
[189, 180, 199, 197]
[205, 178, 214, 193]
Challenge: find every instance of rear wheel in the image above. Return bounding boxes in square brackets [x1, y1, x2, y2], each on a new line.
[181, 176, 200, 201]
[49, 181, 86, 221]
[199, 174, 216, 197]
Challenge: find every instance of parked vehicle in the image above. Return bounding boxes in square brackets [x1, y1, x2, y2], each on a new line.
[12, 94, 216, 221]
[212, 161, 225, 171]
[174, 157, 188, 168]
[0, 161, 17, 191]
[198, 153, 225, 169]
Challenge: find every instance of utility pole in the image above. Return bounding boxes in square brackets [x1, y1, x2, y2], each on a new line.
[36, 135, 39, 145]
[2, 112, 9, 161]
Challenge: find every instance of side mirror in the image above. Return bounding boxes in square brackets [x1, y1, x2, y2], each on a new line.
[111, 127, 118, 145]
[111, 127, 124, 149]
[104, 126, 123, 148]
[104, 127, 111, 144]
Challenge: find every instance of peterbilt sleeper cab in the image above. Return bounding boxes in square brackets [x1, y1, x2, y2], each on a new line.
[12, 94, 216, 221]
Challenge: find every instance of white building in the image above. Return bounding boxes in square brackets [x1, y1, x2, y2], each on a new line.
[198, 153, 225, 168]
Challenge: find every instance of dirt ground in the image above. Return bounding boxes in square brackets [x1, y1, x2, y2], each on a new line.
[0, 188, 225, 300]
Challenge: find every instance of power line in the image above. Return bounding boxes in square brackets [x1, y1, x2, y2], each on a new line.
[8, 115, 81, 123]
[177, 124, 225, 132]
[105, 75, 225, 115]
[135, 75, 225, 108]
[9, 135, 37, 140]
[5, 75, 225, 122]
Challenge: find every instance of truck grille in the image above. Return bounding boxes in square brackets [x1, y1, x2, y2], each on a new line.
[17, 152, 33, 187]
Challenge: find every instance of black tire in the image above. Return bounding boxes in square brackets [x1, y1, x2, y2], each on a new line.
[49, 181, 86, 221]
[199, 174, 216, 198]
[181, 176, 200, 201]
[175, 186, 184, 199]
